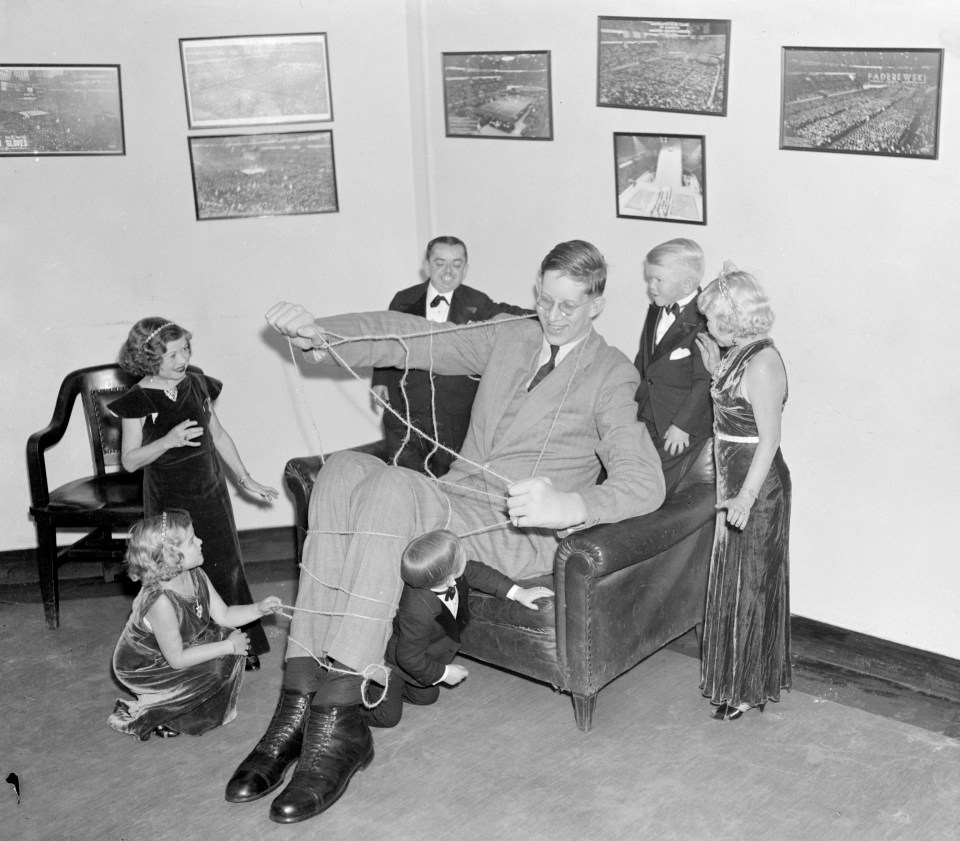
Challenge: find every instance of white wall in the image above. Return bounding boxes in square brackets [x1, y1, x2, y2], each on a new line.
[419, 0, 960, 658]
[3, 0, 959, 659]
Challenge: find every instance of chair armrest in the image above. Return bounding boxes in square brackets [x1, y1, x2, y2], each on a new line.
[26, 376, 84, 508]
[557, 481, 717, 579]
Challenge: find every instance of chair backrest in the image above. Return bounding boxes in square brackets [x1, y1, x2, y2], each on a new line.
[74, 366, 140, 475]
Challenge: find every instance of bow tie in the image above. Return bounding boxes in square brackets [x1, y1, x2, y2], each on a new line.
[441, 585, 457, 601]
[430, 295, 449, 308]
[664, 303, 680, 317]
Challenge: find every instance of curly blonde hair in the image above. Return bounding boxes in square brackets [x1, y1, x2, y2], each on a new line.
[124, 510, 193, 586]
[697, 268, 775, 340]
[118, 317, 192, 377]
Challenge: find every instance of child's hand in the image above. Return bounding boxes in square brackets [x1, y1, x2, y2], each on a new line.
[695, 333, 721, 373]
[663, 424, 690, 455]
[442, 664, 469, 686]
[513, 586, 554, 610]
[257, 596, 283, 615]
[240, 476, 280, 502]
[228, 630, 250, 656]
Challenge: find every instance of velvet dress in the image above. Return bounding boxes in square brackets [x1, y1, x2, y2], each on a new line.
[109, 373, 268, 655]
[108, 567, 244, 738]
[700, 338, 792, 708]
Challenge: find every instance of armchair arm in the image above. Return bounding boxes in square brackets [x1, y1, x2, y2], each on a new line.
[26, 376, 83, 508]
[558, 481, 717, 579]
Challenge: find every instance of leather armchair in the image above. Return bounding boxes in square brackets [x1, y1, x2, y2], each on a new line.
[284, 440, 716, 731]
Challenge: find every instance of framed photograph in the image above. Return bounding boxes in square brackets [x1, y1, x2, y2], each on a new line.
[180, 33, 332, 129]
[597, 17, 730, 116]
[442, 51, 552, 140]
[187, 130, 338, 221]
[614, 133, 706, 225]
[780, 47, 943, 159]
[0, 64, 124, 156]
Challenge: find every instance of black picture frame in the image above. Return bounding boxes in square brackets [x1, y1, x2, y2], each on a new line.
[780, 47, 943, 159]
[442, 51, 553, 140]
[597, 17, 730, 116]
[187, 130, 338, 221]
[0, 64, 125, 156]
[180, 33, 333, 129]
[614, 132, 706, 225]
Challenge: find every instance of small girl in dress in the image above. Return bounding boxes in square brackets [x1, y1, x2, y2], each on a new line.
[108, 509, 282, 741]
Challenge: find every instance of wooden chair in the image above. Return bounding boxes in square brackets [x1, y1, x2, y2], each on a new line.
[26, 364, 199, 629]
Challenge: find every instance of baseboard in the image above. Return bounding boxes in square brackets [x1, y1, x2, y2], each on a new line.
[0, 526, 298, 586]
[790, 615, 960, 705]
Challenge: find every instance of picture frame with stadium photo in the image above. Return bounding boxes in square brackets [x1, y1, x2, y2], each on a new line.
[613, 133, 706, 226]
[597, 17, 730, 117]
[179, 33, 333, 129]
[0, 64, 125, 156]
[187, 130, 338, 221]
[441, 51, 553, 140]
[779, 47, 943, 160]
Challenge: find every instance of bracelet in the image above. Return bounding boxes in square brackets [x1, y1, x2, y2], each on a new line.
[741, 487, 757, 500]
[238, 473, 250, 488]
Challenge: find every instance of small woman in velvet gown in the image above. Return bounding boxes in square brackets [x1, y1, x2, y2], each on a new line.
[110, 317, 278, 670]
[109, 510, 282, 740]
[695, 265, 791, 721]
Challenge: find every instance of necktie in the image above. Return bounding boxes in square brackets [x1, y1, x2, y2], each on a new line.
[430, 295, 448, 308]
[665, 302, 680, 317]
[442, 585, 456, 601]
[528, 345, 559, 392]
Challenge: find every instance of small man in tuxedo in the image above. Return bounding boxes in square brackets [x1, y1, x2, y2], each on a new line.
[634, 239, 714, 495]
[371, 236, 529, 476]
[362, 529, 553, 728]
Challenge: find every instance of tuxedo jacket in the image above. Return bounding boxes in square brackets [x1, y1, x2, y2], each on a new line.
[372, 282, 530, 424]
[633, 299, 713, 446]
[386, 560, 515, 687]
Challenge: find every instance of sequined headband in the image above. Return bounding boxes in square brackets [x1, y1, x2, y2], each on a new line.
[160, 511, 168, 544]
[142, 322, 175, 349]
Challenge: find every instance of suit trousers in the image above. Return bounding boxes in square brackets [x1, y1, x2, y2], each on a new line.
[288, 451, 559, 674]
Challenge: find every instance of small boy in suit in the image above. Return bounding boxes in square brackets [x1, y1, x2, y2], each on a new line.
[634, 239, 714, 495]
[362, 529, 553, 728]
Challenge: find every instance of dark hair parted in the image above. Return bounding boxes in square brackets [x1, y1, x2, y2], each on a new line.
[124, 509, 193, 586]
[400, 529, 465, 590]
[425, 235, 468, 263]
[118, 317, 192, 377]
[539, 240, 607, 296]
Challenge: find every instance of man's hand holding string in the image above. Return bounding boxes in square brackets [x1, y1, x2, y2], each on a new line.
[265, 301, 327, 353]
[507, 477, 586, 533]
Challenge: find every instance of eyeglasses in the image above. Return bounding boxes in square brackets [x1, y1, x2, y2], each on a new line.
[534, 289, 593, 318]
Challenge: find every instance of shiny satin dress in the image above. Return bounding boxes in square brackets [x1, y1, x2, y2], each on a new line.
[108, 568, 244, 738]
[700, 338, 792, 708]
[109, 373, 267, 655]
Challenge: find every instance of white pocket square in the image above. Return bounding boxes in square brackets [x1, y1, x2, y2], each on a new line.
[669, 348, 691, 360]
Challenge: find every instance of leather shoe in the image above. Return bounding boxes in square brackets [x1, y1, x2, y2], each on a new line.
[269, 704, 374, 824]
[245, 655, 261, 671]
[224, 689, 314, 803]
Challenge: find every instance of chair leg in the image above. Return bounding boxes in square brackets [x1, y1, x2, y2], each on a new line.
[572, 692, 597, 733]
[35, 516, 60, 630]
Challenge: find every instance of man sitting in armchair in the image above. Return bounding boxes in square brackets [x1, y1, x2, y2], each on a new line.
[226, 240, 665, 825]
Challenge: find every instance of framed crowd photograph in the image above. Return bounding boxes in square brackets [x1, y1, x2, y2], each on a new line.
[0, 64, 124, 156]
[180, 33, 332, 129]
[614, 133, 706, 225]
[597, 17, 730, 116]
[187, 130, 338, 221]
[442, 51, 553, 140]
[780, 47, 943, 159]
